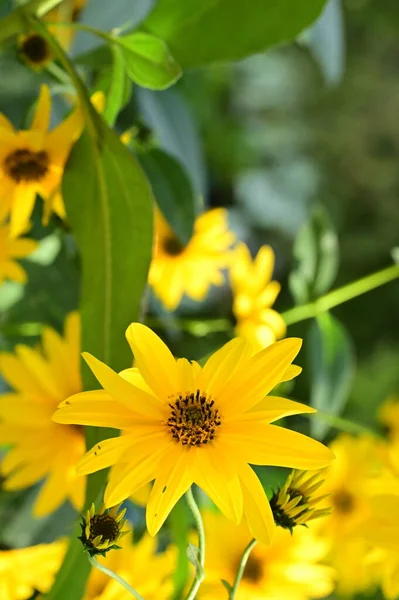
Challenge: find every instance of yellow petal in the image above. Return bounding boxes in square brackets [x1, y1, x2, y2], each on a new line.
[0, 114, 14, 131]
[77, 434, 137, 475]
[16, 344, 62, 400]
[31, 85, 51, 132]
[223, 422, 334, 469]
[69, 475, 86, 511]
[202, 337, 251, 399]
[2, 260, 27, 283]
[3, 458, 50, 490]
[146, 445, 193, 536]
[237, 462, 274, 546]
[246, 396, 315, 422]
[280, 364, 302, 382]
[9, 185, 37, 238]
[0, 394, 52, 425]
[53, 390, 138, 429]
[33, 460, 71, 516]
[82, 352, 164, 420]
[125, 323, 178, 400]
[218, 338, 302, 414]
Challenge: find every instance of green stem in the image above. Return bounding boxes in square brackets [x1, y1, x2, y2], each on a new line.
[88, 556, 146, 600]
[0, 0, 63, 43]
[229, 539, 257, 599]
[311, 411, 381, 438]
[184, 488, 205, 600]
[282, 264, 399, 326]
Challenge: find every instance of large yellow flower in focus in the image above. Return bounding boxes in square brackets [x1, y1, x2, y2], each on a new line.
[230, 243, 286, 351]
[0, 85, 81, 236]
[84, 532, 175, 600]
[149, 208, 235, 310]
[197, 511, 334, 600]
[53, 323, 333, 545]
[0, 541, 64, 600]
[0, 222, 37, 284]
[0, 313, 85, 516]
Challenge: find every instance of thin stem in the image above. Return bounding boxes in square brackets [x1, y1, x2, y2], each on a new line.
[229, 539, 257, 599]
[282, 264, 399, 326]
[310, 411, 381, 438]
[88, 556, 146, 600]
[185, 487, 205, 600]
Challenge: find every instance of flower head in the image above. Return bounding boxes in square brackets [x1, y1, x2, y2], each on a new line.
[18, 32, 52, 70]
[0, 85, 82, 236]
[84, 531, 176, 600]
[149, 207, 235, 310]
[230, 243, 286, 351]
[197, 511, 335, 600]
[0, 221, 37, 285]
[270, 470, 331, 531]
[0, 312, 85, 516]
[0, 541, 65, 600]
[53, 323, 333, 545]
[79, 503, 130, 557]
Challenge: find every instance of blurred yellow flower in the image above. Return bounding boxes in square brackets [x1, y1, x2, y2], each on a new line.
[0, 84, 82, 237]
[0, 222, 37, 285]
[84, 531, 175, 600]
[149, 207, 235, 310]
[230, 243, 286, 351]
[17, 32, 52, 71]
[379, 396, 399, 442]
[0, 313, 85, 516]
[46, 0, 88, 50]
[0, 541, 65, 600]
[197, 511, 334, 600]
[53, 323, 333, 545]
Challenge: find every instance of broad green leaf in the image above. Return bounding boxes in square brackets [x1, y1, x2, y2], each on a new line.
[289, 206, 339, 305]
[139, 149, 196, 244]
[309, 312, 355, 439]
[62, 124, 154, 385]
[118, 31, 182, 90]
[140, 0, 329, 68]
[102, 45, 131, 126]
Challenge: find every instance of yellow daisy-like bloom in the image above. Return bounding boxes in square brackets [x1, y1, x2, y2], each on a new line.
[197, 511, 334, 600]
[230, 243, 286, 351]
[46, 0, 88, 50]
[79, 503, 130, 557]
[84, 531, 176, 600]
[0, 221, 37, 285]
[53, 323, 333, 545]
[317, 434, 382, 537]
[149, 208, 235, 310]
[0, 312, 85, 516]
[0, 84, 82, 237]
[270, 469, 331, 531]
[0, 541, 65, 600]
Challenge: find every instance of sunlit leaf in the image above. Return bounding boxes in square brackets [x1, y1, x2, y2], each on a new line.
[309, 312, 355, 439]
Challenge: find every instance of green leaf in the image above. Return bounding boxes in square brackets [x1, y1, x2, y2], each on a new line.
[62, 124, 153, 386]
[102, 45, 131, 126]
[289, 206, 339, 305]
[140, 0, 329, 68]
[308, 312, 355, 439]
[221, 579, 233, 594]
[118, 31, 182, 90]
[139, 149, 196, 244]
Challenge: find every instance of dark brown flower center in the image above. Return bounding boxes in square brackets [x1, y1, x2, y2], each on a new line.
[21, 34, 50, 64]
[163, 235, 184, 256]
[4, 148, 49, 183]
[243, 554, 264, 583]
[88, 515, 120, 544]
[333, 490, 355, 514]
[167, 390, 221, 446]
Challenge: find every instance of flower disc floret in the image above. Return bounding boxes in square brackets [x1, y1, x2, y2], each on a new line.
[4, 148, 49, 182]
[167, 391, 221, 445]
[79, 504, 129, 557]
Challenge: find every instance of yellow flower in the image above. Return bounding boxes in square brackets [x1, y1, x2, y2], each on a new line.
[84, 531, 176, 600]
[379, 396, 399, 442]
[0, 84, 82, 237]
[317, 434, 382, 537]
[0, 541, 65, 600]
[230, 243, 286, 351]
[0, 312, 85, 516]
[46, 0, 88, 50]
[17, 32, 52, 71]
[270, 469, 331, 531]
[0, 222, 37, 285]
[149, 208, 235, 310]
[53, 323, 333, 545]
[79, 504, 130, 557]
[197, 511, 334, 600]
